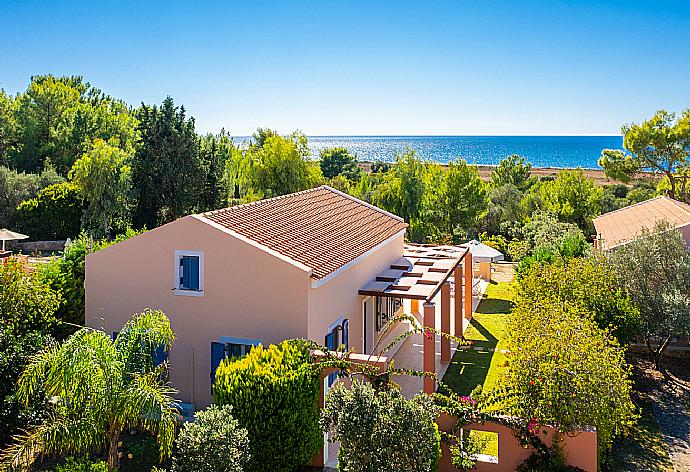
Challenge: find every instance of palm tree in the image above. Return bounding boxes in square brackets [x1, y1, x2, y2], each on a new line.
[0, 309, 178, 471]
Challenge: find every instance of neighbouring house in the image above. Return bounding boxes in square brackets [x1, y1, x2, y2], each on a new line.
[593, 195, 690, 251]
[85, 186, 474, 411]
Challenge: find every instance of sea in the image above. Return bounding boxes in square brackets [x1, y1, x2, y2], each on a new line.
[235, 135, 623, 169]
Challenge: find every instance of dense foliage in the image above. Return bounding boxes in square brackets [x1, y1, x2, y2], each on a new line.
[0, 330, 53, 449]
[0, 309, 177, 471]
[516, 256, 640, 343]
[0, 258, 60, 333]
[320, 380, 441, 472]
[499, 300, 637, 456]
[0, 164, 63, 229]
[171, 405, 250, 472]
[213, 339, 322, 472]
[15, 182, 83, 240]
[610, 222, 690, 369]
[320, 146, 361, 180]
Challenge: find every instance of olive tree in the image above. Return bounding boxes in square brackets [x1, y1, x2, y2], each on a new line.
[172, 405, 249, 472]
[320, 380, 440, 472]
[610, 221, 690, 369]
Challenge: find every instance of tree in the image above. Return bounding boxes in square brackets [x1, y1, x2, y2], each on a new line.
[10, 76, 87, 173]
[320, 380, 440, 472]
[225, 131, 321, 201]
[52, 97, 140, 175]
[518, 210, 584, 255]
[482, 184, 527, 236]
[599, 109, 690, 202]
[0, 309, 178, 471]
[171, 405, 250, 472]
[500, 301, 637, 456]
[0, 164, 64, 228]
[0, 259, 60, 334]
[491, 154, 536, 191]
[516, 256, 640, 344]
[319, 146, 361, 180]
[70, 138, 132, 238]
[198, 132, 234, 212]
[438, 160, 488, 241]
[373, 149, 426, 227]
[0, 89, 18, 165]
[538, 169, 602, 234]
[132, 96, 203, 228]
[610, 222, 690, 369]
[16, 182, 84, 240]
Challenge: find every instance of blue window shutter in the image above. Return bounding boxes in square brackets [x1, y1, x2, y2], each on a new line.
[189, 256, 199, 290]
[325, 332, 337, 387]
[153, 344, 168, 366]
[179, 256, 185, 287]
[341, 319, 349, 349]
[325, 332, 336, 351]
[112, 331, 119, 341]
[210, 342, 226, 384]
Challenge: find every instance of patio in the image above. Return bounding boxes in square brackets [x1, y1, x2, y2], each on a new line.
[392, 279, 489, 398]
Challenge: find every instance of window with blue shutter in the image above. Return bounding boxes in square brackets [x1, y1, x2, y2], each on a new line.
[325, 331, 338, 386]
[180, 255, 200, 291]
[210, 341, 227, 385]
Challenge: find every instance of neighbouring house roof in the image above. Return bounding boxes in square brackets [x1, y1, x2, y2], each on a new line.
[198, 186, 408, 279]
[593, 196, 690, 250]
[359, 244, 469, 302]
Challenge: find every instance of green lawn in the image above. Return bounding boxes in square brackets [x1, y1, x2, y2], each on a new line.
[440, 281, 513, 397]
[604, 397, 673, 472]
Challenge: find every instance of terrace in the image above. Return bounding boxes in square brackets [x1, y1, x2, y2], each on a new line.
[358, 243, 488, 396]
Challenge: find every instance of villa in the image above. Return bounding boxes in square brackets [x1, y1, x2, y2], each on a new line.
[85, 186, 475, 411]
[593, 195, 690, 251]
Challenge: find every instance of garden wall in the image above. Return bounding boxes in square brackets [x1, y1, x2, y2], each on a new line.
[436, 413, 598, 472]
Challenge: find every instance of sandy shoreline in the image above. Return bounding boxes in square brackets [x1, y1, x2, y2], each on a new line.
[358, 161, 635, 185]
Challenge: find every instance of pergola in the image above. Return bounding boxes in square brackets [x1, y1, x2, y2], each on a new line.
[359, 243, 474, 393]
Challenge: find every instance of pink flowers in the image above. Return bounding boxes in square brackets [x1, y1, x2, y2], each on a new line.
[457, 395, 478, 406]
[424, 329, 433, 341]
[527, 418, 541, 435]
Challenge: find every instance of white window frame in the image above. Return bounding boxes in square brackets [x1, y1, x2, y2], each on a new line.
[174, 250, 205, 297]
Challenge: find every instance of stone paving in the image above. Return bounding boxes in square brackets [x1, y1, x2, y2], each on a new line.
[392, 279, 489, 398]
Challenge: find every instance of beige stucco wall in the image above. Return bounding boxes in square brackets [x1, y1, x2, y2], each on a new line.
[307, 231, 405, 353]
[85, 215, 311, 408]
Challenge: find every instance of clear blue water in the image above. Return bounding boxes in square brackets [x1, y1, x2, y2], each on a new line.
[233, 136, 623, 169]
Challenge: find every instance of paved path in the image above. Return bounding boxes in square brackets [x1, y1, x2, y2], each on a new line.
[650, 379, 690, 472]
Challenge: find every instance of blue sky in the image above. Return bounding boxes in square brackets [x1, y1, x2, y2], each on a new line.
[1, 1, 689, 135]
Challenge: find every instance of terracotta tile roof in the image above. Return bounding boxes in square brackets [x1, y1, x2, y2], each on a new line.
[199, 186, 408, 279]
[593, 196, 690, 250]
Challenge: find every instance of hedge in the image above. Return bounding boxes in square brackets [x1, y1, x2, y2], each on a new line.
[213, 339, 321, 472]
[16, 182, 83, 241]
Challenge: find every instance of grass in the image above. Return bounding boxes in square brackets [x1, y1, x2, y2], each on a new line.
[604, 397, 674, 472]
[440, 281, 513, 397]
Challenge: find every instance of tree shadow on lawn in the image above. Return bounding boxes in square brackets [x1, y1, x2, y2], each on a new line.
[440, 318, 497, 397]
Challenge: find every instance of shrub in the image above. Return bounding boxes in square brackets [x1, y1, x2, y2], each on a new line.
[213, 339, 321, 472]
[0, 258, 60, 334]
[0, 165, 64, 228]
[516, 256, 640, 344]
[499, 301, 637, 456]
[171, 405, 249, 472]
[320, 380, 440, 472]
[0, 330, 53, 448]
[16, 182, 83, 240]
[49, 456, 109, 472]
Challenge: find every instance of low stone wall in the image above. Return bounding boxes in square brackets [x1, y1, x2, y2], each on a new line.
[436, 413, 598, 472]
[7, 240, 67, 253]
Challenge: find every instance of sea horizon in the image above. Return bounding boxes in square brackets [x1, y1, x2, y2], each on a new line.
[232, 135, 623, 169]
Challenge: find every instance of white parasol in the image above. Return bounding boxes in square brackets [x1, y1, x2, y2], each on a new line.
[0, 228, 29, 252]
